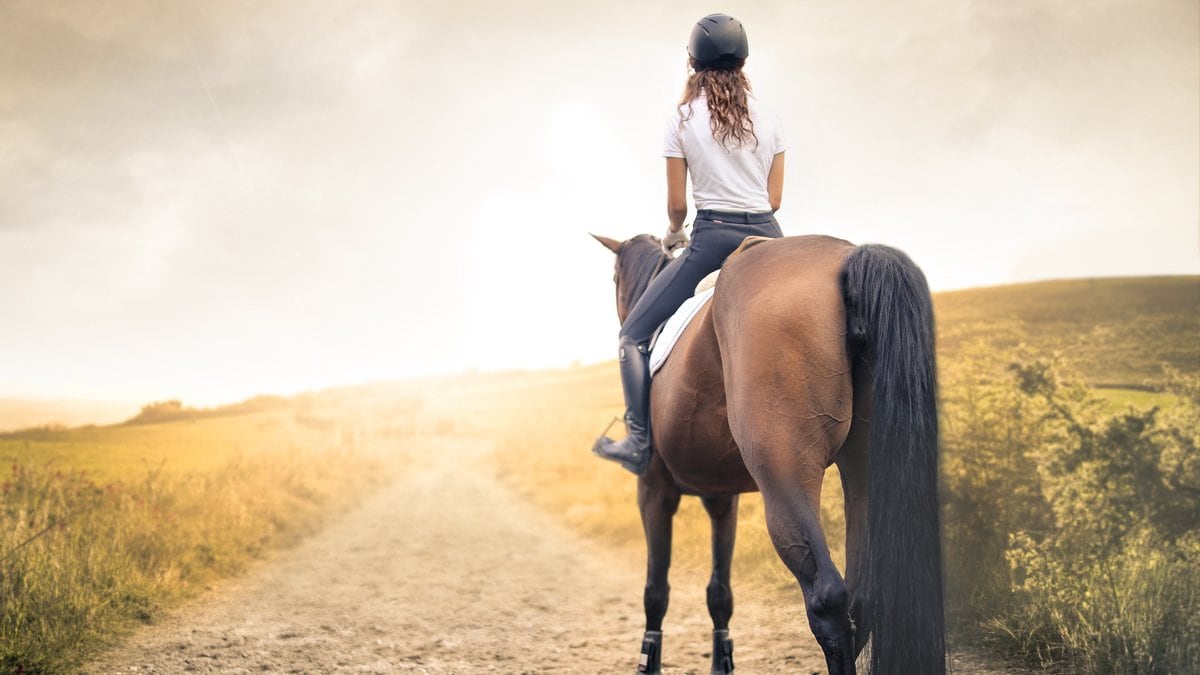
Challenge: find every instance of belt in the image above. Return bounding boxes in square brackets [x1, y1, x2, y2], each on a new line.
[694, 209, 776, 224]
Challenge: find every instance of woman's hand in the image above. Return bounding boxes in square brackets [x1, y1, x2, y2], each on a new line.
[662, 226, 689, 254]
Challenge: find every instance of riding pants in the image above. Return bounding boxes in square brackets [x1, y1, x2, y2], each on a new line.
[620, 210, 783, 346]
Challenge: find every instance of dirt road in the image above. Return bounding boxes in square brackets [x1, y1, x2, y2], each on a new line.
[85, 438, 951, 674]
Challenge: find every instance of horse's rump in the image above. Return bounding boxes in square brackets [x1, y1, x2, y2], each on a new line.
[651, 235, 859, 494]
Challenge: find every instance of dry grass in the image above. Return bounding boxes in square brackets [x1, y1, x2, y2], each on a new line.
[2, 274, 1193, 673]
[0, 394, 414, 674]
[488, 363, 847, 595]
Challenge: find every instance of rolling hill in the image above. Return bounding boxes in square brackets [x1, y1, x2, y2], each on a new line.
[0, 398, 137, 434]
[933, 275, 1198, 388]
[0, 275, 1194, 433]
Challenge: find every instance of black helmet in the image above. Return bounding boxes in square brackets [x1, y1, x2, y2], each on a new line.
[687, 13, 749, 64]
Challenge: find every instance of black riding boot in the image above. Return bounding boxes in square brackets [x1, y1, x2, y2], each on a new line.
[592, 336, 653, 475]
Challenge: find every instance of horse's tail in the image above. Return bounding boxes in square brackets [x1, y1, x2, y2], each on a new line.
[840, 244, 945, 675]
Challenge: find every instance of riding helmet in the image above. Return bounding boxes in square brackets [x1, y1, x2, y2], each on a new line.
[687, 13, 749, 64]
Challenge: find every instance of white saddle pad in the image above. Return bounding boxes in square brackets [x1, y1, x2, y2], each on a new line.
[649, 285, 716, 376]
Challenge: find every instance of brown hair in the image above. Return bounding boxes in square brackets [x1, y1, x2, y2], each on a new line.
[678, 56, 756, 150]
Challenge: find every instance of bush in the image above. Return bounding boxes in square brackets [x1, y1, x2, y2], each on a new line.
[942, 342, 1200, 672]
[126, 400, 193, 425]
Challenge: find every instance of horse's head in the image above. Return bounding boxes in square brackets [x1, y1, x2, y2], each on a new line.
[591, 233, 669, 324]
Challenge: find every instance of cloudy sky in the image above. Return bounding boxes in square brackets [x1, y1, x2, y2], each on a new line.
[1, 0, 1197, 406]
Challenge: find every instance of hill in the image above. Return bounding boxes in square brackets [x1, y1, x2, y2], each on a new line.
[933, 275, 1198, 388]
[0, 276, 1191, 435]
[0, 398, 136, 433]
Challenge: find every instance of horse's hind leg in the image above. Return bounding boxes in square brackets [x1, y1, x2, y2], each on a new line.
[701, 494, 738, 674]
[725, 367, 857, 672]
[635, 465, 681, 675]
[756, 465, 857, 675]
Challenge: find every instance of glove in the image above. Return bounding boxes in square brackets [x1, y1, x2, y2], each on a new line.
[662, 226, 689, 254]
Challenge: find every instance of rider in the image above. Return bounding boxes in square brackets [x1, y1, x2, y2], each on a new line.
[593, 13, 786, 475]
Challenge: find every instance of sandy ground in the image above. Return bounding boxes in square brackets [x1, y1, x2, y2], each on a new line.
[86, 437, 1002, 674]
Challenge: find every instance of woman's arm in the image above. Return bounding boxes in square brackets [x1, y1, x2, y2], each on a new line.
[666, 157, 688, 231]
[767, 151, 785, 212]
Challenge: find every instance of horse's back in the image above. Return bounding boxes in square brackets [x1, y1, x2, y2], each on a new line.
[715, 235, 856, 342]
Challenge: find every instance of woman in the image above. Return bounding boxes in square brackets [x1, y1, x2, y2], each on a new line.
[594, 13, 786, 475]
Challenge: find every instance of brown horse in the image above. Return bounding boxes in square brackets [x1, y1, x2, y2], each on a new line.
[591, 233, 944, 675]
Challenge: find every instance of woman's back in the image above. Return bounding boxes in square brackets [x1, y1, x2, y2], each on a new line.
[664, 94, 785, 213]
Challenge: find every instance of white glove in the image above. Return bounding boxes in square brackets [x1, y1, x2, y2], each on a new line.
[662, 226, 689, 254]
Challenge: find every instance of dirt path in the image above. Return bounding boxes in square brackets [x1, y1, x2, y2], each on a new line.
[86, 437, 988, 674]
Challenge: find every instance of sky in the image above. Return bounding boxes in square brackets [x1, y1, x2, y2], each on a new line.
[1, 0, 1197, 406]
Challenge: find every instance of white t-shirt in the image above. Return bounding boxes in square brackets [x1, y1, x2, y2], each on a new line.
[662, 93, 785, 213]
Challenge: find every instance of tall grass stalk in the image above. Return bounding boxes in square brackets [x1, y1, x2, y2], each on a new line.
[0, 446, 390, 673]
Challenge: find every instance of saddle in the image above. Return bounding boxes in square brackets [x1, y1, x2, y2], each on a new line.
[648, 236, 771, 376]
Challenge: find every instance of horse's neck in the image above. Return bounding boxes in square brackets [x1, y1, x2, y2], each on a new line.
[628, 255, 669, 308]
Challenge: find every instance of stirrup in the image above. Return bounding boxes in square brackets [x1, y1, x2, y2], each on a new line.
[591, 434, 651, 476]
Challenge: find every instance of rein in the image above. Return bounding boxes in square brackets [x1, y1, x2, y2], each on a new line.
[649, 252, 669, 280]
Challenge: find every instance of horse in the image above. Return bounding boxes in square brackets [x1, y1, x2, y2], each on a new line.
[590, 233, 945, 675]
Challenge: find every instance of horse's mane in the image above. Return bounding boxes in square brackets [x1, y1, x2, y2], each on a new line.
[619, 235, 669, 310]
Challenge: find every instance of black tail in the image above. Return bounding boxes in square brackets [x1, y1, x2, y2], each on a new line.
[841, 244, 945, 675]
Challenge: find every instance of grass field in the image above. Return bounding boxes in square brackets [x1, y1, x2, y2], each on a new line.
[0, 390, 420, 673]
[1, 412, 296, 480]
[934, 275, 1199, 388]
[1, 274, 1195, 673]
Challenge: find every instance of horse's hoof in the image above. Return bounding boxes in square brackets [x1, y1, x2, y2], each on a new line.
[637, 630, 663, 674]
[710, 629, 734, 674]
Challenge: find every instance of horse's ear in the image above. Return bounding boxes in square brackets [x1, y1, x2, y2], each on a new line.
[590, 233, 623, 255]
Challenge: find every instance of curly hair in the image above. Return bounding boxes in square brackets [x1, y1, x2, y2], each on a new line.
[678, 56, 756, 150]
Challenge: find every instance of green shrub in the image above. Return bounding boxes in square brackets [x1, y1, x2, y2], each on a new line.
[942, 341, 1199, 672]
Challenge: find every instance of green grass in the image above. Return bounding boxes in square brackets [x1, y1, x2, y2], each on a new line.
[1092, 387, 1182, 415]
[935, 276, 1199, 387]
